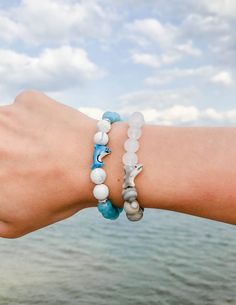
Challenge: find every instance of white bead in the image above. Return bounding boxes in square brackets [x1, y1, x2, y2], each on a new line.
[124, 201, 140, 215]
[93, 184, 109, 200]
[124, 138, 139, 153]
[94, 131, 109, 145]
[90, 168, 106, 184]
[127, 127, 141, 140]
[122, 152, 138, 166]
[129, 112, 145, 128]
[97, 120, 111, 133]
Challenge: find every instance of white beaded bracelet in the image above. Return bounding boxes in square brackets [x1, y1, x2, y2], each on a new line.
[90, 111, 123, 220]
[122, 112, 145, 221]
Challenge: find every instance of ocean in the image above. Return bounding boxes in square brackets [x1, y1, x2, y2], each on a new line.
[0, 208, 236, 305]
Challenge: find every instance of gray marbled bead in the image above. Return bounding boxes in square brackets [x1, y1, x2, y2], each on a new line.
[124, 200, 140, 215]
[122, 187, 137, 202]
[126, 208, 143, 221]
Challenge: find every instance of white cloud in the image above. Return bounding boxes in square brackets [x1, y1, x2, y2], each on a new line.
[0, 46, 105, 93]
[78, 104, 201, 125]
[226, 109, 236, 120]
[118, 86, 236, 125]
[0, 0, 235, 128]
[119, 88, 199, 109]
[145, 66, 234, 87]
[201, 108, 224, 121]
[140, 105, 236, 125]
[152, 105, 200, 123]
[0, 14, 24, 43]
[202, 0, 236, 17]
[145, 66, 213, 85]
[0, 0, 114, 46]
[131, 52, 161, 68]
[110, 0, 236, 19]
[78, 106, 103, 120]
[125, 18, 179, 48]
[130, 51, 182, 69]
[210, 71, 233, 86]
[145, 75, 173, 86]
[77, 104, 236, 126]
[126, 18, 203, 70]
[124, 10, 235, 73]
[175, 41, 202, 56]
[183, 14, 230, 37]
[180, 12, 235, 68]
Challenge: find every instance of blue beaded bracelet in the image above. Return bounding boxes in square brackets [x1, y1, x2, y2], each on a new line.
[90, 111, 123, 220]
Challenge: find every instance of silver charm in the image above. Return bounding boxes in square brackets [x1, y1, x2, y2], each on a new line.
[122, 164, 144, 221]
[122, 164, 143, 189]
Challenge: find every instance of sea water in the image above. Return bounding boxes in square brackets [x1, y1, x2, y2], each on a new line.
[0, 208, 236, 305]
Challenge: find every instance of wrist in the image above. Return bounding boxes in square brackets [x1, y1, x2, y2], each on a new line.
[103, 121, 162, 211]
[102, 120, 129, 209]
[105, 120, 153, 211]
[79, 118, 149, 211]
[83, 119, 129, 210]
[68, 113, 151, 212]
[72, 116, 128, 210]
[60, 112, 98, 210]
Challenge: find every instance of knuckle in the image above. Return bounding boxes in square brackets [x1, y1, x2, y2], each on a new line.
[13, 89, 41, 105]
[14, 89, 33, 100]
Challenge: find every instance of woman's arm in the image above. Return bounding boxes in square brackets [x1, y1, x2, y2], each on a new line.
[101, 121, 236, 225]
[0, 90, 235, 239]
[0, 90, 98, 238]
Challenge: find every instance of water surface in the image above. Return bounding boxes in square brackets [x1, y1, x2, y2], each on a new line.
[0, 209, 235, 305]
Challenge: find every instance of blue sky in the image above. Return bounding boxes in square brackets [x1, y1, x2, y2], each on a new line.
[0, 0, 236, 125]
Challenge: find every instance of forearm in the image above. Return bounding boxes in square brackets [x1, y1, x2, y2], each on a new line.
[86, 120, 236, 225]
[1, 89, 235, 239]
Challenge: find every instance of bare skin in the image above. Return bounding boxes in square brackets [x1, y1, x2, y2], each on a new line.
[0, 90, 97, 238]
[0, 90, 235, 238]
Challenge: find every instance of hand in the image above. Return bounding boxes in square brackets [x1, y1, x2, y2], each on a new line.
[0, 90, 97, 238]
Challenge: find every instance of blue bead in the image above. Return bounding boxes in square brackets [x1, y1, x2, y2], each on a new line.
[97, 199, 123, 220]
[118, 207, 123, 213]
[102, 111, 113, 122]
[102, 111, 121, 123]
[112, 112, 121, 123]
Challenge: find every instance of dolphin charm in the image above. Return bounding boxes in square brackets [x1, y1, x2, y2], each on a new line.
[122, 164, 143, 189]
[91, 144, 111, 170]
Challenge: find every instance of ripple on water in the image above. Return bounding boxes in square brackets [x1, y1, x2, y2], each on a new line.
[0, 210, 236, 305]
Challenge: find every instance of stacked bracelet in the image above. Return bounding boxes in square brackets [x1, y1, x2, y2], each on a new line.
[122, 112, 145, 221]
[90, 111, 123, 220]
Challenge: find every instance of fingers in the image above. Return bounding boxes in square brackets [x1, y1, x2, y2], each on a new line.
[0, 90, 47, 113]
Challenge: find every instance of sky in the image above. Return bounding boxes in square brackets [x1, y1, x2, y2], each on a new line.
[0, 0, 236, 125]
